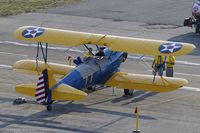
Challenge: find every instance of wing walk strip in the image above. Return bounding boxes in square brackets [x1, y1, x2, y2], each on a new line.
[35, 74, 46, 104]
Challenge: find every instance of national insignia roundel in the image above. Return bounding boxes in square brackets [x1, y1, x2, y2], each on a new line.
[158, 42, 182, 54]
[22, 27, 45, 38]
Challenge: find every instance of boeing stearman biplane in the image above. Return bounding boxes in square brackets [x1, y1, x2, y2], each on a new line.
[13, 26, 195, 111]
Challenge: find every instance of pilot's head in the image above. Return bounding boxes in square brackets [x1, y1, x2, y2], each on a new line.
[103, 48, 111, 57]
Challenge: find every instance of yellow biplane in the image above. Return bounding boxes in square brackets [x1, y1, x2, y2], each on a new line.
[13, 26, 195, 110]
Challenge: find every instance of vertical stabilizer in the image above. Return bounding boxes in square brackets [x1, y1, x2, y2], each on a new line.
[35, 69, 49, 104]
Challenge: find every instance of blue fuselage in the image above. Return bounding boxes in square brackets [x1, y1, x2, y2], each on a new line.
[55, 49, 127, 90]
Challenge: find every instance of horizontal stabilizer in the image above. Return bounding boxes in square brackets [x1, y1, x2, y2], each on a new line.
[52, 84, 87, 100]
[12, 59, 74, 77]
[15, 84, 87, 101]
[14, 26, 195, 56]
[105, 72, 188, 92]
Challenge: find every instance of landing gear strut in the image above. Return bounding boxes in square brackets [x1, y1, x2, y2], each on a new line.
[45, 94, 53, 111]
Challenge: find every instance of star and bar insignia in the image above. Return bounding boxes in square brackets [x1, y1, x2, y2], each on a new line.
[22, 27, 45, 38]
[158, 42, 182, 54]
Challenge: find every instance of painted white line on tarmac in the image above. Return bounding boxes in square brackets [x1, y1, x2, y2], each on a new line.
[175, 72, 200, 77]
[147, 70, 200, 77]
[0, 64, 12, 68]
[0, 51, 27, 57]
[128, 55, 200, 66]
[0, 41, 84, 53]
[181, 86, 200, 92]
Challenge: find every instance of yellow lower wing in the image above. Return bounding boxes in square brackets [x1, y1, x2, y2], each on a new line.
[13, 59, 74, 77]
[105, 72, 188, 92]
[16, 84, 87, 101]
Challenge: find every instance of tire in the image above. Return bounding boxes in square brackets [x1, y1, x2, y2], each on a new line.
[124, 89, 133, 96]
[47, 105, 52, 111]
[87, 86, 96, 91]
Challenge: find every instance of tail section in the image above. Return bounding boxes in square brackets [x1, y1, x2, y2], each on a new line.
[15, 69, 87, 102]
[35, 70, 48, 104]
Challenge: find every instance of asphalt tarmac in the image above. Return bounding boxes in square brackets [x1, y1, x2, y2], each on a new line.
[0, 0, 200, 133]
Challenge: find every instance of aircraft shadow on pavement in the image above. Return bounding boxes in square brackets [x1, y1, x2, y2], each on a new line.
[53, 102, 156, 120]
[0, 99, 99, 133]
[0, 113, 101, 133]
[0, 89, 158, 132]
[111, 91, 159, 105]
[125, 92, 159, 105]
[0, 101, 156, 132]
[168, 32, 200, 56]
[0, 95, 157, 120]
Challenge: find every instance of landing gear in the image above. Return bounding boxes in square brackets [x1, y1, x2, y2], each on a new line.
[47, 104, 52, 111]
[124, 89, 133, 97]
[46, 96, 53, 111]
[87, 86, 96, 91]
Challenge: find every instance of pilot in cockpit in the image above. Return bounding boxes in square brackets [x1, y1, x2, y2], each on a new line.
[95, 47, 106, 57]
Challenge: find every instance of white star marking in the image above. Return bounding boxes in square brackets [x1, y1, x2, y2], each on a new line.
[23, 27, 43, 38]
[160, 43, 181, 53]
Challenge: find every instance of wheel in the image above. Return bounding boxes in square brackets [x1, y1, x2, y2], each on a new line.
[124, 89, 133, 96]
[87, 86, 96, 91]
[47, 105, 52, 111]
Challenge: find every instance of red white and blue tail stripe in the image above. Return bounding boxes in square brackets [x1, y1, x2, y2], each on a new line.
[35, 73, 47, 104]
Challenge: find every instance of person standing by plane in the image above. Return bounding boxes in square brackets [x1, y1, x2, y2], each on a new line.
[166, 56, 175, 77]
[152, 55, 165, 76]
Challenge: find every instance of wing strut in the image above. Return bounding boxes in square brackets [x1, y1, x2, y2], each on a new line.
[83, 44, 95, 56]
[36, 42, 48, 66]
[35, 42, 54, 110]
[35, 42, 49, 73]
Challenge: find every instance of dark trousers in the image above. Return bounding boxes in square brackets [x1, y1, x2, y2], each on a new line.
[153, 66, 163, 76]
[166, 67, 173, 77]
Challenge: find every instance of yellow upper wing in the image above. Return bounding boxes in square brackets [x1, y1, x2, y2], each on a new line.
[105, 72, 188, 92]
[14, 26, 195, 56]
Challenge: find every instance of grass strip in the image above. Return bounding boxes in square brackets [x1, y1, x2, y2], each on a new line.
[0, 0, 80, 16]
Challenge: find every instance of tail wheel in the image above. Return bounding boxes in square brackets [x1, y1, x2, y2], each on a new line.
[47, 104, 52, 111]
[124, 89, 133, 96]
